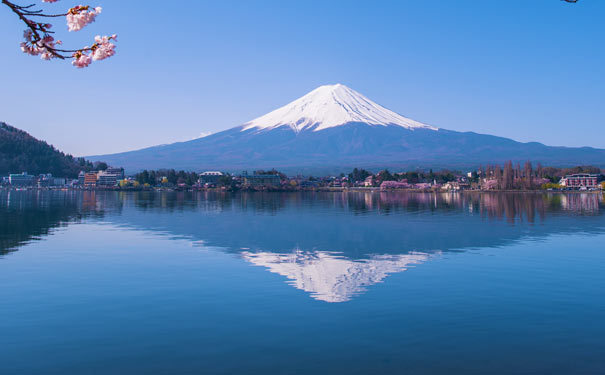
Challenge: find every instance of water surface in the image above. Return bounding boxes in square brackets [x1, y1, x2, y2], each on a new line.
[1, 191, 604, 374]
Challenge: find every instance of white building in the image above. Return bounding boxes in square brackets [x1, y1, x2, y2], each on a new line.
[199, 171, 224, 185]
[559, 174, 599, 189]
[97, 171, 120, 186]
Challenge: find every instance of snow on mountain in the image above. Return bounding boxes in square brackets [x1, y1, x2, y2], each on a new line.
[242, 249, 433, 303]
[242, 83, 437, 133]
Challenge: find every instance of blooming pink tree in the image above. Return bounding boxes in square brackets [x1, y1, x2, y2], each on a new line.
[2, 0, 116, 68]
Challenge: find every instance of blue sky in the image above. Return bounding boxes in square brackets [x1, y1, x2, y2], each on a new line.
[1, 0, 603, 156]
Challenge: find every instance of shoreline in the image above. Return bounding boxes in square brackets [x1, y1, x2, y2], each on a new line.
[1, 187, 602, 194]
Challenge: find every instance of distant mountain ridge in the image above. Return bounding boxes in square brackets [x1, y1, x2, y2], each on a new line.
[0, 122, 92, 177]
[89, 84, 605, 174]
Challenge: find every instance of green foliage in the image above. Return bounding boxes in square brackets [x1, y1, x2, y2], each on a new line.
[217, 174, 234, 187]
[377, 169, 396, 181]
[134, 169, 199, 186]
[94, 162, 108, 171]
[398, 171, 420, 183]
[348, 168, 371, 182]
[0, 122, 96, 177]
[541, 183, 561, 190]
[433, 170, 456, 183]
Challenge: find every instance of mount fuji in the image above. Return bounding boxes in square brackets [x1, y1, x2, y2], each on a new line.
[91, 84, 605, 174]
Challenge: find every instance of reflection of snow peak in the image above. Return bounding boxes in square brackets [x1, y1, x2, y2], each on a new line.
[242, 250, 432, 302]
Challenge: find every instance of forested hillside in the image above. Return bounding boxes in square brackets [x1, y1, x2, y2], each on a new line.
[0, 122, 93, 177]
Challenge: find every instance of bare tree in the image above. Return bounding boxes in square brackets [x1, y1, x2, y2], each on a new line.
[523, 161, 533, 190]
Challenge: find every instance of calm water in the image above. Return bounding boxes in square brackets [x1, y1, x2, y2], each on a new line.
[1, 190, 604, 374]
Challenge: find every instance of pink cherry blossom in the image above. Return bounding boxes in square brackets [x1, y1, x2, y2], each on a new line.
[40, 50, 53, 60]
[72, 51, 92, 68]
[10, 1, 117, 67]
[20, 42, 38, 56]
[23, 29, 33, 42]
[39, 36, 58, 59]
[92, 35, 116, 61]
[66, 5, 102, 32]
[20, 30, 38, 55]
[20, 30, 60, 60]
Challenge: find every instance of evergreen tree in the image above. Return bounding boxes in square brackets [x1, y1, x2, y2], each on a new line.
[0, 122, 98, 177]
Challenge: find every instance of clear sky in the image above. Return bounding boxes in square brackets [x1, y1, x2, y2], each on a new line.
[1, 0, 603, 156]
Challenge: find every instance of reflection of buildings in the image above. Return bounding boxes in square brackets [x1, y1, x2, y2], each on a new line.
[242, 250, 432, 303]
[560, 193, 600, 213]
[82, 191, 98, 209]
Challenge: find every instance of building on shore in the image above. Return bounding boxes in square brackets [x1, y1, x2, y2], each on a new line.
[9, 172, 36, 187]
[559, 174, 599, 189]
[199, 171, 223, 185]
[53, 177, 67, 186]
[37, 174, 67, 187]
[83, 172, 98, 187]
[97, 170, 120, 187]
[77, 168, 123, 188]
[105, 167, 125, 180]
[241, 171, 281, 187]
[443, 181, 462, 191]
[78, 171, 86, 185]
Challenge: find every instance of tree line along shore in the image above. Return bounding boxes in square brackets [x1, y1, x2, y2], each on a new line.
[3, 162, 604, 192]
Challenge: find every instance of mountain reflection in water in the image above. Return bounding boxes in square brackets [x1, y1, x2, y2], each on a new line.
[243, 250, 432, 302]
[1, 190, 604, 302]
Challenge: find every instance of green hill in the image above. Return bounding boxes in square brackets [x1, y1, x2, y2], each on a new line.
[0, 122, 93, 178]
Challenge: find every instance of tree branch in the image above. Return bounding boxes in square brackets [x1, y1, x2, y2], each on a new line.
[1, 0, 100, 60]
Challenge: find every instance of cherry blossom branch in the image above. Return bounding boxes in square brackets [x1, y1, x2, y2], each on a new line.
[1, 0, 117, 67]
[10, 2, 66, 17]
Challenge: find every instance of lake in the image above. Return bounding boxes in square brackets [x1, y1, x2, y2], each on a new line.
[1, 190, 604, 374]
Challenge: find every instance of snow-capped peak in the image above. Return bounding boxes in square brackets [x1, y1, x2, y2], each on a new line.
[242, 83, 437, 133]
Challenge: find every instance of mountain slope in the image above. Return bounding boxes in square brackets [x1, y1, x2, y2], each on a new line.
[89, 84, 605, 174]
[0, 122, 93, 177]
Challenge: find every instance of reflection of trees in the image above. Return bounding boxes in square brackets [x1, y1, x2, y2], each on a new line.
[2, 190, 603, 258]
[0, 191, 121, 256]
[341, 191, 587, 223]
[367, 192, 598, 223]
[474, 193, 547, 224]
[118, 190, 602, 221]
[132, 191, 241, 214]
[1, 191, 81, 255]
